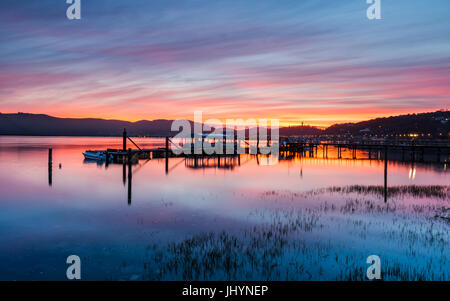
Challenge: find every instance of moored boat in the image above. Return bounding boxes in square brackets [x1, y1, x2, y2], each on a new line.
[82, 150, 107, 161]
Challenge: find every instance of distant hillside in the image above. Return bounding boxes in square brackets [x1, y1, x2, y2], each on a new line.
[279, 125, 323, 136]
[0, 110, 448, 137]
[0, 112, 324, 137]
[324, 110, 449, 137]
[0, 113, 178, 136]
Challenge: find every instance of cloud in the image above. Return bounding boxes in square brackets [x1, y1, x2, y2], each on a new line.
[0, 0, 449, 125]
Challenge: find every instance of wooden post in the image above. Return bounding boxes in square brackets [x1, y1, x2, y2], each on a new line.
[128, 148, 132, 163]
[122, 161, 126, 186]
[384, 146, 388, 203]
[123, 128, 127, 152]
[128, 155, 132, 205]
[165, 137, 169, 156]
[105, 150, 109, 167]
[48, 148, 52, 186]
[48, 148, 53, 165]
[165, 137, 169, 174]
[256, 135, 259, 154]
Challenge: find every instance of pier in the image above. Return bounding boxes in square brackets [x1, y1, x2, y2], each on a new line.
[79, 129, 450, 165]
[74, 130, 449, 204]
[78, 129, 450, 168]
[279, 140, 449, 163]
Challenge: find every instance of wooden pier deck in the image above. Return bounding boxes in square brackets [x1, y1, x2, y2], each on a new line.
[45, 131, 448, 204]
[280, 141, 449, 163]
[83, 129, 449, 165]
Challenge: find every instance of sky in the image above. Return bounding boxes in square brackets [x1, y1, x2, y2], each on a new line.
[0, 0, 449, 127]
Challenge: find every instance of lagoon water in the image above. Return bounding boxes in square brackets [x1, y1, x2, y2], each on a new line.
[0, 136, 448, 280]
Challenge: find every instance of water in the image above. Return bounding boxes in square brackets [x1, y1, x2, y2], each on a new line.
[0, 136, 448, 280]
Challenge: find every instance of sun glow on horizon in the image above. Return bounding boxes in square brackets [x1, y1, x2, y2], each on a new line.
[1, 1, 449, 127]
[3, 108, 445, 128]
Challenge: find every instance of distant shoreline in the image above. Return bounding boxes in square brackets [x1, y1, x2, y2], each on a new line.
[0, 134, 169, 138]
[0, 111, 448, 138]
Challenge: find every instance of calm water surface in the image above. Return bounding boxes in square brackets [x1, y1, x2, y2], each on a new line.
[0, 136, 448, 280]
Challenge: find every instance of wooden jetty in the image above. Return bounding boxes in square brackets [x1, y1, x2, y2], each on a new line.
[71, 130, 450, 205]
[85, 129, 449, 165]
[280, 139, 450, 163]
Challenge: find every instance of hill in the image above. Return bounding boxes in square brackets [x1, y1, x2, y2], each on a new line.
[0, 113, 177, 136]
[0, 110, 448, 137]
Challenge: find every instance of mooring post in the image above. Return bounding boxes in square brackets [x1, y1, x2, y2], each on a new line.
[128, 148, 132, 164]
[122, 161, 126, 186]
[128, 155, 132, 206]
[123, 128, 127, 152]
[256, 135, 259, 154]
[165, 137, 169, 174]
[165, 136, 169, 156]
[48, 148, 53, 186]
[384, 146, 388, 203]
[105, 150, 109, 167]
[48, 148, 53, 165]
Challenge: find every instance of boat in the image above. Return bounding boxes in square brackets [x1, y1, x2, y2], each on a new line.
[82, 150, 108, 161]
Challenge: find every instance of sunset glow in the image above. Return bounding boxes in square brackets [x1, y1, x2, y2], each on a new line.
[1, 0, 449, 126]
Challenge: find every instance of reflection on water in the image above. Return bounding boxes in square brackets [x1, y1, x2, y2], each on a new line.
[0, 137, 448, 280]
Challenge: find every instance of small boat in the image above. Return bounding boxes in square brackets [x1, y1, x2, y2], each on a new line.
[83, 150, 107, 161]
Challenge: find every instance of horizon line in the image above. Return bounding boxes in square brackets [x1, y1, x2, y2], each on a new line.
[1, 109, 448, 129]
